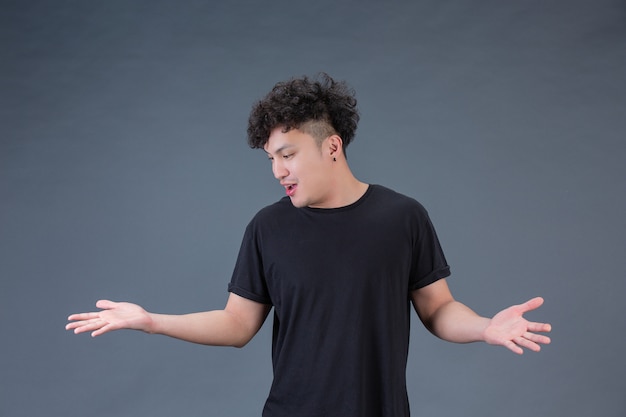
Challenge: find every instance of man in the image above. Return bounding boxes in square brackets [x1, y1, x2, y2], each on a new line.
[67, 73, 551, 417]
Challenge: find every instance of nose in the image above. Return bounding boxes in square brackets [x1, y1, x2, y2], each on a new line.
[272, 159, 288, 180]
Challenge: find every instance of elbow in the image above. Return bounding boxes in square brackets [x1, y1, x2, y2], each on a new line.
[418, 300, 457, 339]
[228, 332, 255, 348]
[231, 339, 249, 349]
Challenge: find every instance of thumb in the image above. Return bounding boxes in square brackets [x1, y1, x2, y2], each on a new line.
[521, 296, 544, 313]
[95, 299, 117, 310]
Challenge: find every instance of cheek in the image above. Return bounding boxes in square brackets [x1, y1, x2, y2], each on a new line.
[292, 156, 326, 184]
[307, 163, 330, 187]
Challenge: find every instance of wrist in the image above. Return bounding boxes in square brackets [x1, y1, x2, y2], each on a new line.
[144, 312, 159, 334]
[479, 317, 493, 343]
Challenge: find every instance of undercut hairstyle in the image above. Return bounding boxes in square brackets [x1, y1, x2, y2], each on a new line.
[247, 73, 360, 153]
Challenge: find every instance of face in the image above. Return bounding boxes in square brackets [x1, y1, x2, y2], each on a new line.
[264, 127, 337, 208]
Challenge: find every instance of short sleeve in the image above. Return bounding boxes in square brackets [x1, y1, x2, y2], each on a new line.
[408, 204, 451, 290]
[228, 220, 273, 305]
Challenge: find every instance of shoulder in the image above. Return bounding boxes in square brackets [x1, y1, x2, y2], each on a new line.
[369, 184, 429, 215]
[256, 196, 293, 215]
[247, 197, 296, 229]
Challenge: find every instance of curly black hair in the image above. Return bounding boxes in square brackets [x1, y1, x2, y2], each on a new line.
[247, 73, 360, 152]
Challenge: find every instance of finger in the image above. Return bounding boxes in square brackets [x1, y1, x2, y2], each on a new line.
[519, 297, 544, 313]
[527, 322, 552, 333]
[95, 299, 117, 309]
[66, 314, 101, 330]
[523, 332, 551, 345]
[65, 316, 108, 333]
[503, 340, 524, 355]
[91, 323, 115, 337]
[66, 321, 81, 330]
[514, 336, 541, 352]
[70, 318, 106, 334]
[67, 312, 100, 321]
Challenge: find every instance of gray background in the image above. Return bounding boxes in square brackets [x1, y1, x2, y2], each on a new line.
[1, 0, 625, 416]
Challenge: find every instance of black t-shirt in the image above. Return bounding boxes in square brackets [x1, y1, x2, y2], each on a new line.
[228, 185, 451, 417]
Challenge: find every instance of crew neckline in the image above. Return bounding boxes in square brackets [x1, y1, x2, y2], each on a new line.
[302, 184, 375, 213]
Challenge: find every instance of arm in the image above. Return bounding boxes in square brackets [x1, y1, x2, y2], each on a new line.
[411, 279, 551, 354]
[66, 293, 271, 348]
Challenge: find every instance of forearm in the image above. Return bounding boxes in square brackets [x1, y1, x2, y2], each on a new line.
[148, 310, 253, 348]
[412, 281, 551, 353]
[426, 300, 491, 344]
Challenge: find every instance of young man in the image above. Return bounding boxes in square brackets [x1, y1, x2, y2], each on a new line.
[67, 73, 551, 417]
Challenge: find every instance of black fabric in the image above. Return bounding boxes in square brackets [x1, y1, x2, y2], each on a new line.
[228, 185, 451, 417]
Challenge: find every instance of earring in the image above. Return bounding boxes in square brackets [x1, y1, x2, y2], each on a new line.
[333, 157, 337, 162]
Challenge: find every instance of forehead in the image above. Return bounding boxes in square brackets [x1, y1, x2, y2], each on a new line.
[264, 127, 318, 154]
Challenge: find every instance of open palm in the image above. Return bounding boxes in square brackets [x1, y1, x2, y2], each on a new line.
[66, 300, 153, 337]
[483, 297, 552, 354]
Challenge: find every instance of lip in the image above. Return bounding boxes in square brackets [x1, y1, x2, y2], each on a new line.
[281, 182, 297, 197]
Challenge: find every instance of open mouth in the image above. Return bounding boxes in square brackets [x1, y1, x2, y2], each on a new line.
[285, 184, 297, 197]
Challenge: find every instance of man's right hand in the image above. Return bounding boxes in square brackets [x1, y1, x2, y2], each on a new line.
[66, 300, 153, 337]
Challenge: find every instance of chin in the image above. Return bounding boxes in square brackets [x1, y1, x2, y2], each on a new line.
[288, 193, 314, 208]
[289, 198, 309, 208]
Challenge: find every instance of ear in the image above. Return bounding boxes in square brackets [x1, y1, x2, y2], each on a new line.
[326, 134, 344, 158]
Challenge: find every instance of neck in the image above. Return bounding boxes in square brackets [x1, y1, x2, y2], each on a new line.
[316, 164, 369, 208]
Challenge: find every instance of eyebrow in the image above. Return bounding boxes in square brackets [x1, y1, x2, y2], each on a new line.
[266, 144, 296, 156]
